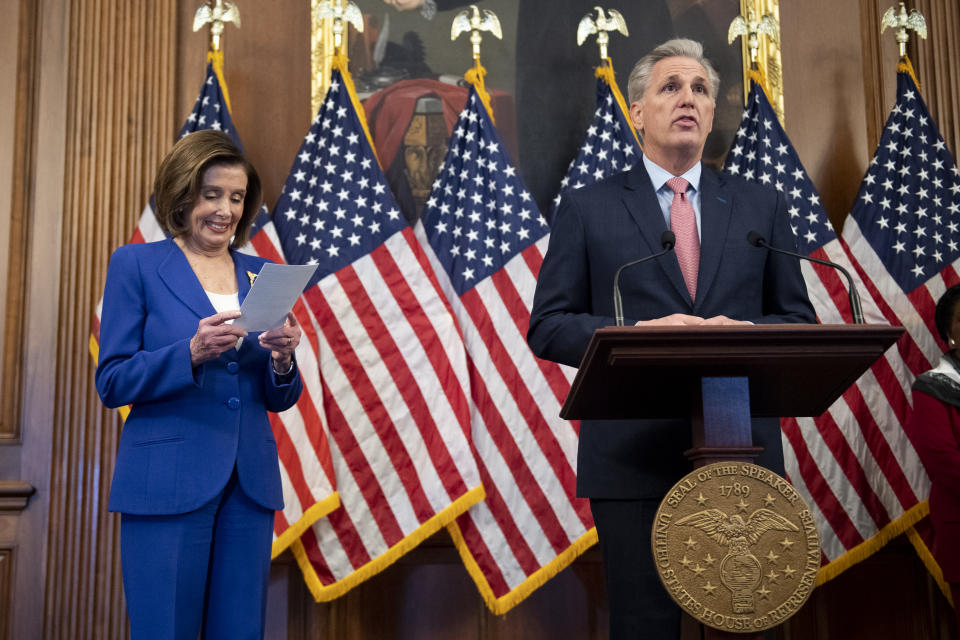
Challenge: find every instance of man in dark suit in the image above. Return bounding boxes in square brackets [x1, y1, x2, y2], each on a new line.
[527, 39, 815, 639]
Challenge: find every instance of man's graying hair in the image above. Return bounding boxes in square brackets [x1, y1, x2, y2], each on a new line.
[627, 38, 720, 106]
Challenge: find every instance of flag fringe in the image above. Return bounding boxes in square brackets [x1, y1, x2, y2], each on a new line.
[207, 49, 232, 115]
[290, 484, 485, 601]
[271, 491, 341, 559]
[595, 59, 640, 149]
[447, 523, 599, 615]
[815, 500, 928, 585]
[897, 56, 921, 92]
[331, 54, 381, 169]
[464, 62, 495, 124]
[905, 520, 953, 605]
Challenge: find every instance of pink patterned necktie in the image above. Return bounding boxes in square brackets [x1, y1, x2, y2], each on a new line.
[666, 176, 699, 300]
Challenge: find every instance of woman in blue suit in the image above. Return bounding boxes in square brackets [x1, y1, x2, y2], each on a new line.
[96, 130, 304, 639]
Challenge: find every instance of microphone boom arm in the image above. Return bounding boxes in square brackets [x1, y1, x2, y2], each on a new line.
[748, 231, 864, 324]
[613, 231, 675, 326]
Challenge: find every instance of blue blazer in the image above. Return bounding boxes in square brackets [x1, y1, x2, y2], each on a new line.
[528, 162, 816, 499]
[96, 238, 303, 515]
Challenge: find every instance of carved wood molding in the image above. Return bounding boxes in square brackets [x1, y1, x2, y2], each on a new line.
[0, 0, 39, 444]
[0, 482, 35, 512]
[0, 548, 11, 640]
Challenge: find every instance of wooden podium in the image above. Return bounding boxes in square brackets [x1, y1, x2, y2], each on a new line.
[559, 323, 903, 638]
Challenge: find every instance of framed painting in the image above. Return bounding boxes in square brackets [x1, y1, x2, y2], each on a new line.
[315, 0, 778, 220]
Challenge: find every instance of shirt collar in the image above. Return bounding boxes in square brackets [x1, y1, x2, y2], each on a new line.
[642, 154, 702, 194]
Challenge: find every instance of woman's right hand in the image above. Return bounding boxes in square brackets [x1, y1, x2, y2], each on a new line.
[190, 310, 248, 367]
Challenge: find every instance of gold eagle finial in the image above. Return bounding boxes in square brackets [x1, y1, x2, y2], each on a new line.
[193, 0, 241, 52]
[451, 5, 503, 64]
[727, 8, 779, 66]
[316, 0, 364, 53]
[576, 7, 629, 61]
[881, 2, 927, 58]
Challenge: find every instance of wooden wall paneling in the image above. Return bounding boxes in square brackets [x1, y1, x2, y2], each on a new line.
[857, 0, 898, 164]
[0, 546, 11, 640]
[275, 533, 614, 640]
[47, 0, 105, 634]
[174, 0, 313, 211]
[269, 538, 959, 640]
[0, 483, 34, 640]
[13, 0, 69, 635]
[0, 0, 17, 439]
[0, 0, 37, 447]
[778, 0, 874, 230]
[910, 0, 960, 159]
[1, 514, 15, 640]
[779, 536, 956, 639]
[42, 0, 176, 638]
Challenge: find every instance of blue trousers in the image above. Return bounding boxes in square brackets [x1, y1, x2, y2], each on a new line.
[120, 467, 275, 640]
[591, 498, 780, 640]
[590, 498, 682, 640]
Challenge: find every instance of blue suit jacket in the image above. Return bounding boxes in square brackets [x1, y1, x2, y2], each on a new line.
[527, 162, 816, 499]
[96, 239, 303, 514]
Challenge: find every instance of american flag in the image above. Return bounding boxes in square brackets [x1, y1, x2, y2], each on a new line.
[89, 54, 339, 560]
[271, 65, 484, 599]
[549, 67, 641, 221]
[417, 88, 594, 613]
[840, 68, 959, 587]
[723, 77, 933, 583]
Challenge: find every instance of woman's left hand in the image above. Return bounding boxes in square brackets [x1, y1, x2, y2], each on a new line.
[259, 312, 301, 372]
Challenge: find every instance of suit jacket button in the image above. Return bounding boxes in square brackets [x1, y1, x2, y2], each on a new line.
[226, 362, 240, 374]
[227, 397, 240, 410]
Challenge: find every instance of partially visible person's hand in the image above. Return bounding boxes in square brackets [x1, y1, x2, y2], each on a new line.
[190, 310, 247, 366]
[701, 315, 751, 326]
[635, 313, 705, 326]
[383, 0, 424, 10]
[259, 312, 301, 373]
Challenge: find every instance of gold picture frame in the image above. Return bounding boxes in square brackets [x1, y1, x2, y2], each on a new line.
[740, 0, 784, 124]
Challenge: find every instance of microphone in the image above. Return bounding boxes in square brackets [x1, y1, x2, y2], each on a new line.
[613, 230, 676, 326]
[747, 231, 864, 324]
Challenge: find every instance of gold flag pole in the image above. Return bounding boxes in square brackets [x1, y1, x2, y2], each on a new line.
[451, 4, 502, 121]
[575, 7, 638, 147]
[193, 0, 241, 112]
[311, 0, 363, 117]
[730, 0, 784, 125]
[880, 2, 927, 87]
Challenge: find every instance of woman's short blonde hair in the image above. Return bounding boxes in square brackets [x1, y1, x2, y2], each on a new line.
[153, 129, 263, 248]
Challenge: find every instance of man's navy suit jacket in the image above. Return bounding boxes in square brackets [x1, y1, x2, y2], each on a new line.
[96, 238, 303, 514]
[527, 161, 816, 499]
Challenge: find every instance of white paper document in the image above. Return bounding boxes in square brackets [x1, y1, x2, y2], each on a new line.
[234, 263, 318, 332]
